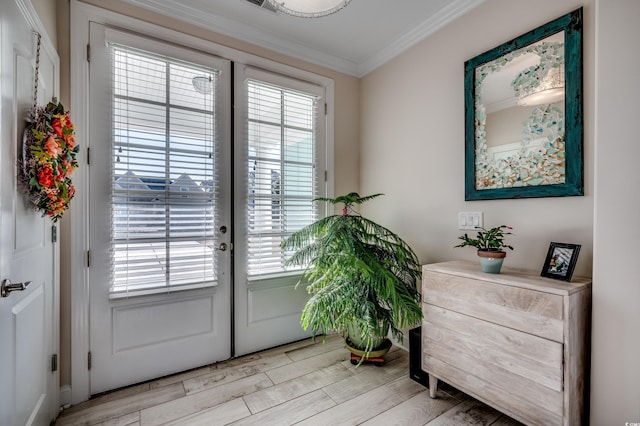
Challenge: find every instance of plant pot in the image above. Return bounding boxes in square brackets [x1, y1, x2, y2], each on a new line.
[345, 322, 388, 351]
[477, 249, 506, 274]
[345, 337, 392, 359]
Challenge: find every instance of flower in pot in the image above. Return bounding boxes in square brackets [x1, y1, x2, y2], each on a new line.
[455, 225, 513, 273]
[281, 192, 422, 362]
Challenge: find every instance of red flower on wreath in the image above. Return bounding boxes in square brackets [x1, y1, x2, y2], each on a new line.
[37, 164, 54, 188]
[52, 117, 63, 138]
[63, 114, 73, 129]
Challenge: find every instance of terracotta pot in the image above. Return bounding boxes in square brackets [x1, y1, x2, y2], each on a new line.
[477, 250, 506, 273]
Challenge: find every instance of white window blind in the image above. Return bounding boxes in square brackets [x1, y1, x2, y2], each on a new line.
[110, 44, 221, 295]
[246, 79, 321, 277]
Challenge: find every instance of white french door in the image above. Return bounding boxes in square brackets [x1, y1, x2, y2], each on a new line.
[82, 12, 329, 395]
[87, 23, 232, 394]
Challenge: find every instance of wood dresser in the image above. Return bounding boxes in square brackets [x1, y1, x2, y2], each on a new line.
[422, 261, 591, 426]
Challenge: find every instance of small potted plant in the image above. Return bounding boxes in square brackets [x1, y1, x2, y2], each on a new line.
[455, 225, 513, 273]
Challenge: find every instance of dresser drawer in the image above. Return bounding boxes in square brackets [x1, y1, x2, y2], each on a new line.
[423, 354, 563, 425]
[423, 270, 564, 342]
[422, 304, 563, 392]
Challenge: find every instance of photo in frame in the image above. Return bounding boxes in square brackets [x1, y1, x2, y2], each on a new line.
[541, 242, 581, 281]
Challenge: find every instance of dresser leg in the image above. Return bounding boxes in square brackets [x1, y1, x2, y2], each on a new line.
[428, 374, 438, 398]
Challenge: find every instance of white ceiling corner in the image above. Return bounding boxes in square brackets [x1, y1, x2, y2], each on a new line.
[120, 0, 485, 77]
[357, 0, 484, 75]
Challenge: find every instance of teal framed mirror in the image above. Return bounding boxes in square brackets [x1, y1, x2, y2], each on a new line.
[464, 8, 583, 200]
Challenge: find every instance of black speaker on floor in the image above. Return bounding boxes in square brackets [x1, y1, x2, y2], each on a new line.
[409, 326, 429, 388]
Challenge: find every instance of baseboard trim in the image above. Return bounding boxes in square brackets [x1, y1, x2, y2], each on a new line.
[59, 384, 72, 408]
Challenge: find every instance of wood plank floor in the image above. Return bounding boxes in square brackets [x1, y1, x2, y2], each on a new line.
[55, 334, 523, 426]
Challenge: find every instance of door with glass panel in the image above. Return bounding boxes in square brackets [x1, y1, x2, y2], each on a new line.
[233, 65, 327, 355]
[88, 24, 232, 394]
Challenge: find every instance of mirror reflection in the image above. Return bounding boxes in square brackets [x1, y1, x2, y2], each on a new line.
[474, 33, 565, 190]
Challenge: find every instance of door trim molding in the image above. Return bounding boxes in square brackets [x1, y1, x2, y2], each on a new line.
[69, 0, 334, 404]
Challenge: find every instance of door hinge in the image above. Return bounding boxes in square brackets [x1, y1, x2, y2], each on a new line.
[86, 44, 91, 62]
[51, 225, 57, 243]
[87, 250, 91, 268]
[87, 147, 90, 165]
[324, 170, 328, 182]
[324, 103, 327, 115]
[51, 354, 58, 372]
[88, 351, 92, 370]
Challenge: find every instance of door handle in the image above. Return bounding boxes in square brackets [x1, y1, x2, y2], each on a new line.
[1, 279, 32, 298]
[217, 243, 228, 252]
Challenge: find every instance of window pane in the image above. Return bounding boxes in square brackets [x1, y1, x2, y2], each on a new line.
[110, 44, 220, 294]
[246, 79, 319, 277]
[249, 121, 281, 161]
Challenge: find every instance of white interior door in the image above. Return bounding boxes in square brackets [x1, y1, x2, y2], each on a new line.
[87, 23, 232, 394]
[0, 1, 60, 425]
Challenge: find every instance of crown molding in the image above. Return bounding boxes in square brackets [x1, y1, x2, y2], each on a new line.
[120, 0, 361, 75]
[484, 97, 517, 114]
[120, 0, 484, 77]
[358, 0, 485, 76]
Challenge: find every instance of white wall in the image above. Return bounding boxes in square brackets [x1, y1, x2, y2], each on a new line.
[360, 0, 594, 277]
[591, 0, 640, 423]
[31, 0, 57, 48]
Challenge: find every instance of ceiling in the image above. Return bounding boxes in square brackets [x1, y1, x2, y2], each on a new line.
[121, 0, 485, 77]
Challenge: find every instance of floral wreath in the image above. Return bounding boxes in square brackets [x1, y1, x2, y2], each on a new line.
[20, 100, 79, 222]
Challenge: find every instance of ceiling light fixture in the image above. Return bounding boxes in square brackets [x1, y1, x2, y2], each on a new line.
[517, 65, 565, 107]
[266, 0, 352, 18]
[192, 76, 213, 94]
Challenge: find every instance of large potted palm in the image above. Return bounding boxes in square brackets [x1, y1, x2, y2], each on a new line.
[281, 192, 422, 362]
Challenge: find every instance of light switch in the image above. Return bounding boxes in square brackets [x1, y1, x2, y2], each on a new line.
[458, 211, 483, 230]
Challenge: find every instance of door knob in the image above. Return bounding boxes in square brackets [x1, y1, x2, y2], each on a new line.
[217, 243, 228, 252]
[1, 279, 32, 298]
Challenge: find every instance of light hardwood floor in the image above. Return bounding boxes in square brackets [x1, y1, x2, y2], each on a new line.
[55, 334, 523, 426]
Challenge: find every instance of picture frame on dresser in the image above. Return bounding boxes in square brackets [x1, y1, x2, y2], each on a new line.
[541, 242, 581, 281]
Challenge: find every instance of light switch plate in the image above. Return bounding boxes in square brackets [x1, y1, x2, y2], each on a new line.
[458, 212, 483, 230]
